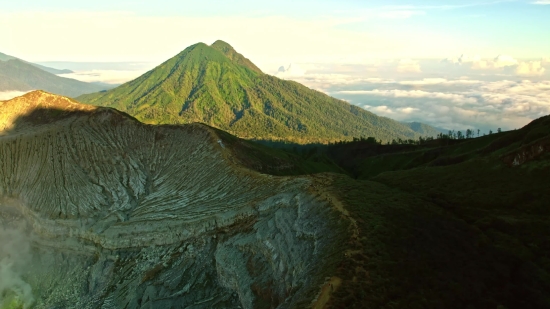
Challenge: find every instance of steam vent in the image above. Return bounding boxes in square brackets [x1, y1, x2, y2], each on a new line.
[0, 91, 349, 309]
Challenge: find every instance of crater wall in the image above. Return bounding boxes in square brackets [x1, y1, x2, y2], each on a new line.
[0, 93, 348, 309]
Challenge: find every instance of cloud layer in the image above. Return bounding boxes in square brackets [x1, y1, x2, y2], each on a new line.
[58, 69, 147, 84]
[338, 79, 550, 132]
[443, 54, 547, 76]
[277, 60, 550, 132]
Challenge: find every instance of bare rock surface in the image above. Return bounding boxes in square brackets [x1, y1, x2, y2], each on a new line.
[0, 91, 348, 309]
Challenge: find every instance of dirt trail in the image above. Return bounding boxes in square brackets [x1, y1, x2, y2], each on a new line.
[311, 276, 342, 309]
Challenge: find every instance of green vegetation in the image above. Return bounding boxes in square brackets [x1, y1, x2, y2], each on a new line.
[0, 294, 26, 309]
[0, 59, 108, 97]
[220, 115, 550, 308]
[77, 41, 440, 143]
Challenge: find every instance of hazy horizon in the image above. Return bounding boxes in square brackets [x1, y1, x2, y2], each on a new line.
[2, 0, 549, 133]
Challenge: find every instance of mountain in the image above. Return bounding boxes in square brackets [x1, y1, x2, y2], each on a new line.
[0, 59, 112, 97]
[77, 40, 439, 143]
[402, 121, 447, 135]
[0, 51, 73, 74]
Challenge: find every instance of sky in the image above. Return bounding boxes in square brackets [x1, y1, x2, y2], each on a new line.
[1, 0, 550, 132]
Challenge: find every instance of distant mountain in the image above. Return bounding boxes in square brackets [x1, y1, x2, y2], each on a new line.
[0, 59, 112, 97]
[0, 52, 73, 74]
[402, 121, 447, 136]
[78, 40, 439, 143]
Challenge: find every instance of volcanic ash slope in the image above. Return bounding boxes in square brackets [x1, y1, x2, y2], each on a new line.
[0, 91, 349, 309]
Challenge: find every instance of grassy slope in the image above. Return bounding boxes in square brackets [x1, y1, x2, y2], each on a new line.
[77, 41, 438, 143]
[222, 116, 550, 309]
[0, 59, 107, 97]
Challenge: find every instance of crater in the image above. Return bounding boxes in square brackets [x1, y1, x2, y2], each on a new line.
[0, 92, 349, 309]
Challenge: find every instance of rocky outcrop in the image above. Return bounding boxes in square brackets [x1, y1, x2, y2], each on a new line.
[502, 137, 550, 167]
[0, 91, 348, 309]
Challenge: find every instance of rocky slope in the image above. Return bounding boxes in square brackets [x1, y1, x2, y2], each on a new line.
[0, 91, 349, 309]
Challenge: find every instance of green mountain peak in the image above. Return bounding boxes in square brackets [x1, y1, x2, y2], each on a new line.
[210, 40, 262, 73]
[211, 40, 233, 50]
[77, 41, 440, 143]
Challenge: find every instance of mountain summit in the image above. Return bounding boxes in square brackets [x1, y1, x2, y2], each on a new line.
[78, 41, 439, 142]
[210, 40, 262, 73]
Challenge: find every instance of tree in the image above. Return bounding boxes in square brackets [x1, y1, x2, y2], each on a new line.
[489, 130, 493, 135]
[365, 137, 378, 144]
[497, 128, 502, 133]
[477, 129, 480, 137]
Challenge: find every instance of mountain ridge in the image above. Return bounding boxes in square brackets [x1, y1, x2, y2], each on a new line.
[0, 51, 73, 74]
[0, 59, 112, 97]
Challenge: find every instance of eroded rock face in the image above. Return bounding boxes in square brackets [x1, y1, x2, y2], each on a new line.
[502, 137, 550, 166]
[0, 92, 347, 309]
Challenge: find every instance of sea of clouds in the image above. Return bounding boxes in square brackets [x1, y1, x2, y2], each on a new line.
[275, 55, 550, 133]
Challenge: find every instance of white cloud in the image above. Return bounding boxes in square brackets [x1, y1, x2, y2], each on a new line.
[442, 54, 550, 78]
[399, 107, 419, 114]
[532, 0, 550, 4]
[516, 61, 546, 76]
[492, 55, 518, 68]
[399, 78, 483, 85]
[340, 89, 477, 104]
[469, 54, 518, 70]
[58, 70, 147, 84]
[443, 54, 481, 65]
[470, 59, 491, 70]
[275, 64, 307, 79]
[371, 105, 394, 114]
[332, 79, 550, 132]
[0, 91, 32, 101]
[396, 59, 421, 73]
